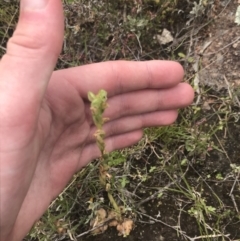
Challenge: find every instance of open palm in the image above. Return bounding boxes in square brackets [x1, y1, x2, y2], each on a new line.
[0, 1, 194, 240]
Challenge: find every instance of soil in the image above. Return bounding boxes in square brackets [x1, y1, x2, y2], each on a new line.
[77, 1, 240, 240]
[199, 0, 240, 91]
[78, 121, 240, 241]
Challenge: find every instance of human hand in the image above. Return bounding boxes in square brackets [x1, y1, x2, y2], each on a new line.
[0, 0, 194, 240]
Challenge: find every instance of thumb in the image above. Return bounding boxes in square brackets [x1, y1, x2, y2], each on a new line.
[0, 0, 64, 147]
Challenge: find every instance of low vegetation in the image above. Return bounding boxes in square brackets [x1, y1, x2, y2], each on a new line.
[0, 0, 239, 240]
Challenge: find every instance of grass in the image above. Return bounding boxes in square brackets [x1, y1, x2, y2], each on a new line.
[1, 0, 240, 240]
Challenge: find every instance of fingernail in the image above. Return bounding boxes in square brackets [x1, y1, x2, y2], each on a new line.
[21, 0, 49, 10]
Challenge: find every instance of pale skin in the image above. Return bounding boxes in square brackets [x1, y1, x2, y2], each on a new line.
[0, 0, 194, 240]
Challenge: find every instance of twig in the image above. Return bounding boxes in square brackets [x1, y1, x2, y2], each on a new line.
[135, 178, 180, 208]
[123, 3, 127, 23]
[136, 211, 194, 241]
[229, 170, 240, 214]
[223, 75, 233, 99]
[191, 234, 230, 241]
[216, 0, 231, 18]
[133, 33, 142, 54]
[137, 211, 230, 241]
[1, 8, 18, 46]
[76, 217, 115, 238]
[214, 133, 231, 163]
[230, 193, 239, 214]
[203, 37, 240, 57]
[0, 45, 6, 52]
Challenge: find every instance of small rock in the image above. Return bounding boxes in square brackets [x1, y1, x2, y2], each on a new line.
[156, 29, 174, 45]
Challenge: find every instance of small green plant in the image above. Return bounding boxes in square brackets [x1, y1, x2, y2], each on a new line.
[87, 90, 134, 237]
[88, 89, 121, 217]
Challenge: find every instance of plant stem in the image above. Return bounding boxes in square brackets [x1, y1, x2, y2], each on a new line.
[88, 90, 122, 220]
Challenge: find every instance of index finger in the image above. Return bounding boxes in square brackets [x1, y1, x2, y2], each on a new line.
[55, 60, 184, 98]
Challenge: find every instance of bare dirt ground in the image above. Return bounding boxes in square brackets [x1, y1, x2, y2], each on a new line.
[199, 0, 240, 91]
